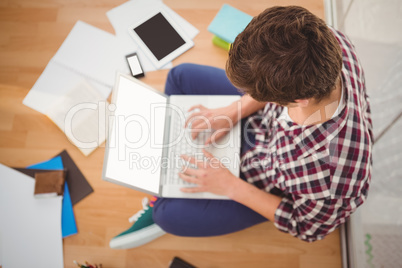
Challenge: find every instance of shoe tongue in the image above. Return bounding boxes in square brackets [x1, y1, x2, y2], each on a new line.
[141, 197, 149, 209]
[129, 197, 150, 223]
[132, 206, 154, 229]
[116, 206, 155, 238]
[129, 207, 148, 223]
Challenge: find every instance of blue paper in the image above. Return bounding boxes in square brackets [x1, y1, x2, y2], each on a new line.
[61, 182, 77, 237]
[27, 155, 78, 238]
[27, 155, 63, 170]
[207, 4, 252, 44]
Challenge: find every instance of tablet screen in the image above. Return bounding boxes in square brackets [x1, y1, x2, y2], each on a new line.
[133, 12, 186, 61]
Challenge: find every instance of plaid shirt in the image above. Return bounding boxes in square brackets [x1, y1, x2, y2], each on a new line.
[240, 28, 373, 242]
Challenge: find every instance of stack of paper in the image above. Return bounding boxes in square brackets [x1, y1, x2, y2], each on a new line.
[208, 4, 252, 51]
[0, 164, 64, 268]
[0, 150, 94, 266]
[14, 150, 94, 238]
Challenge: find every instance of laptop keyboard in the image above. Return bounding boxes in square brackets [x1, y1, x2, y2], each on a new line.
[167, 111, 210, 185]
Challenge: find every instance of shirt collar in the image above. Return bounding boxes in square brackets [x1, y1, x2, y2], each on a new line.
[275, 69, 351, 157]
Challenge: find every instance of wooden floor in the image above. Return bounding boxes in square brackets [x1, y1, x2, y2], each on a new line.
[0, 0, 342, 267]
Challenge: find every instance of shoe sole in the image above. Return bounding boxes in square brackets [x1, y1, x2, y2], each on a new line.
[110, 224, 166, 249]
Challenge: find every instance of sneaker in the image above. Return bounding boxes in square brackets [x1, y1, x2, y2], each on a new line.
[109, 197, 166, 249]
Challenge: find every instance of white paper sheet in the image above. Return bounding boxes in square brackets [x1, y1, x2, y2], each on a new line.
[0, 164, 63, 268]
[54, 20, 131, 88]
[23, 60, 110, 114]
[107, 0, 199, 71]
[45, 80, 108, 156]
[23, 20, 131, 115]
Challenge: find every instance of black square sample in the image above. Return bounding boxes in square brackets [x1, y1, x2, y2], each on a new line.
[133, 12, 186, 61]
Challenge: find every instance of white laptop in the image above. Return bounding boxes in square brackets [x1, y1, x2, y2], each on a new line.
[102, 73, 241, 199]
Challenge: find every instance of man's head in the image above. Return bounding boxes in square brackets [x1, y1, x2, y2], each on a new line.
[226, 6, 342, 106]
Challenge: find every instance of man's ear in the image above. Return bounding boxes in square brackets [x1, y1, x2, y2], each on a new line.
[294, 99, 310, 107]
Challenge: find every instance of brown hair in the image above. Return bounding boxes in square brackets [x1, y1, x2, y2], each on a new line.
[226, 6, 342, 105]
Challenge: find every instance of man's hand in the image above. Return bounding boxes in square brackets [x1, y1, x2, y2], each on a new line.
[179, 149, 239, 197]
[185, 102, 240, 145]
[180, 150, 282, 223]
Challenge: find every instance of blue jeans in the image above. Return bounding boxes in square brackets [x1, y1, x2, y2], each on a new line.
[152, 63, 267, 237]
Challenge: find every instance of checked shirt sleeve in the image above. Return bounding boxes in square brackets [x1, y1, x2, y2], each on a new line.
[274, 194, 364, 242]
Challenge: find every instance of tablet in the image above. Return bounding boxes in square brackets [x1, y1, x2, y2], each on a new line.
[128, 9, 194, 69]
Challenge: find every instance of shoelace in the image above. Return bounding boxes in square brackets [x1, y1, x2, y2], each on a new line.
[128, 197, 149, 223]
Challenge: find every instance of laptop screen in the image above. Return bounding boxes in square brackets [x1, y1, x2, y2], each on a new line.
[104, 75, 167, 195]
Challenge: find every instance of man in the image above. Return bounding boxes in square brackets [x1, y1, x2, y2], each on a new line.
[110, 5, 372, 249]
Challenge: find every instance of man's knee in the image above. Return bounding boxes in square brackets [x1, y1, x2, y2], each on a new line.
[152, 198, 187, 236]
[165, 63, 195, 95]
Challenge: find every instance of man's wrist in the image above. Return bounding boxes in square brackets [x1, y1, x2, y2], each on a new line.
[227, 177, 282, 222]
[238, 95, 267, 119]
[226, 176, 249, 200]
[227, 101, 242, 125]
